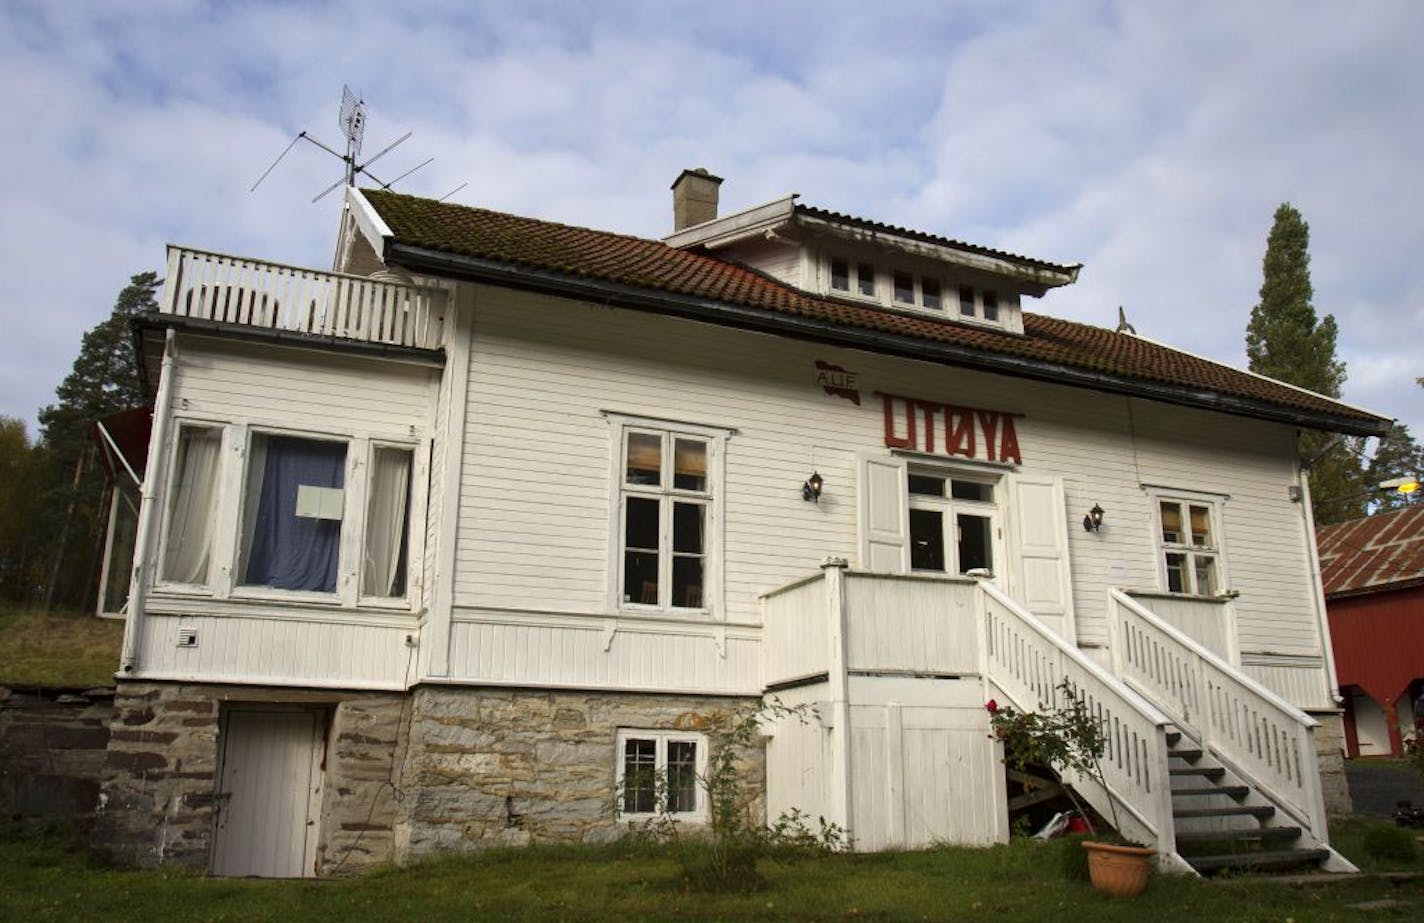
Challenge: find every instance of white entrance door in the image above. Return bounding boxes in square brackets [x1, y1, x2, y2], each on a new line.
[212, 708, 325, 878]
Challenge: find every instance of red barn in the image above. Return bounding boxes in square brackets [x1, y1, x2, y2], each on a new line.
[1318, 505, 1424, 758]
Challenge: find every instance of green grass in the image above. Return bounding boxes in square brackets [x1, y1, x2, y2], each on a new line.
[0, 609, 124, 688]
[3, 824, 1422, 922]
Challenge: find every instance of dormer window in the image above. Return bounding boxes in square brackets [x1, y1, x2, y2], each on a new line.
[856, 262, 876, 297]
[922, 278, 942, 311]
[831, 258, 850, 292]
[959, 285, 975, 317]
[983, 290, 999, 322]
[893, 271, 914, 305]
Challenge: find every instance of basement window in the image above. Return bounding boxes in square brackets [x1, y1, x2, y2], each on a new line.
[616, 729, 708, 819]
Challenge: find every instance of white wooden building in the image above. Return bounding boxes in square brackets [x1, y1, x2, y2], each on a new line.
[94, 170, 1390, 878]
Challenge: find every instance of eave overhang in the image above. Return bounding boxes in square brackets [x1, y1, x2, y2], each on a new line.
[385, 242, 1388, 438]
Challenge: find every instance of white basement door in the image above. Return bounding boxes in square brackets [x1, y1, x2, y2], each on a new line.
[212, 708, 325, 878]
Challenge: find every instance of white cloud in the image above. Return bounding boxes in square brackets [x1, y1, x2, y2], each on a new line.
[0, 0, 1420, 446]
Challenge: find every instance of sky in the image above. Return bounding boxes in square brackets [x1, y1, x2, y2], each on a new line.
[2, 1, 1421, 452]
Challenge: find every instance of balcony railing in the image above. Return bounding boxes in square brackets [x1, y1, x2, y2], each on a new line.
[159, 246, 448, 351]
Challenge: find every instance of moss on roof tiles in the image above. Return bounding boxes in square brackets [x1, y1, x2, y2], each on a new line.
[363, 189, 1385, 430]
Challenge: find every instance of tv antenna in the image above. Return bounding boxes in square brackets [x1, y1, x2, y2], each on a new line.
[250, 85, 437, 203]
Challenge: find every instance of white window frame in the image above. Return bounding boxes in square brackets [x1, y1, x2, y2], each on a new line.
[153, 420, 228, 595]
[151, 417, 426, 612]
[1147, 488, 1228, 597]
[906, 466, 1002, 578]
[605, 413, 728, 618]
[614, 728, 709, 821]
[821, 254, 1020, 332]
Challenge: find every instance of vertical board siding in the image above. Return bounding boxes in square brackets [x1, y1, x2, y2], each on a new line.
[763, 684, 834, 828]
[843, 574, 978, 674]
[139, 613, 412, 687]
[1241, 657, 1333, 711]
[1127, 593, 1234, 661]
[762, 575, 830, 685]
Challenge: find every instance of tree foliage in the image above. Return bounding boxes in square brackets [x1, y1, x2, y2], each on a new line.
[0, 417, 46, 602]
[22, 272, 157, 610]
[1245, 204, 1361, 524]
[1367, 423, 1424, 512]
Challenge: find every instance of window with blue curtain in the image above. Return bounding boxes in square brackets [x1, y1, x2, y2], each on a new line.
[241, 434, 347, 592]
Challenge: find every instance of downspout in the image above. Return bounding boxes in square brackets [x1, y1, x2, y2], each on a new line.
[119, 329, 178, 675]
[1296, 461, 1344, 707]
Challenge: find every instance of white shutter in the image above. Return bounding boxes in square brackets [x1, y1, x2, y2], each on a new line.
[858, 454, 908, 573]
[1006, 474, 1076, 641]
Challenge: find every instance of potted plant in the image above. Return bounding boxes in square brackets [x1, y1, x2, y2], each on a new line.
[987, 680, 1156, 896]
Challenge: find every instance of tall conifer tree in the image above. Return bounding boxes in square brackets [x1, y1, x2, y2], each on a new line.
[1245, 204, 1361, 524]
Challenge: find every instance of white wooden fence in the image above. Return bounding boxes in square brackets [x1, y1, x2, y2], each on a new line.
[160, 246, 448, 350]
[1108, 589, 1328, 837]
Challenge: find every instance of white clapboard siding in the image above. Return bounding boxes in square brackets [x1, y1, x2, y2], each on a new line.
[171, 339, 438, 436]
[439, 283, 1328, 709]
[447, 609, 759, 694]
[137, 613, 413, 688]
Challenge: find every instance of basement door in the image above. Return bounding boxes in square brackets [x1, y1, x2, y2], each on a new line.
[212, 707, 325, 878]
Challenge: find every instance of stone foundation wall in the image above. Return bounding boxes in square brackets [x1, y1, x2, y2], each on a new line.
[397, 687, 763, 858]
[0, 686, 114, 827]
[91, 681, 406, 875]
[1311, 710, 1353, 818]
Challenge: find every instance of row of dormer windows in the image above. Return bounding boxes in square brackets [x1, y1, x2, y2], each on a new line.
[829, 256, 1001, 324]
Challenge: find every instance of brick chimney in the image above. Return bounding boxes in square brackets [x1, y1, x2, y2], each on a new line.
[671, 167, 723, 231]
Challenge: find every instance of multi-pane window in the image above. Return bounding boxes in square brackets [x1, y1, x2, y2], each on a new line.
[617, 730, 706, 818]
[1158, 498, 1220, 595]
[921, 278, 942, 310]
[982, 290, 999, 322]
[959, 285, 976, 317]
[830, 257, 850, 291]
[893, 271, 915, 304]
[908, 472, 997, 576]
[856, 262, 876, 297]
[620, 429, 711, 610]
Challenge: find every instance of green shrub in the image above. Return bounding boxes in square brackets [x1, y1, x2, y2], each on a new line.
[1363, 825, 1419, 863]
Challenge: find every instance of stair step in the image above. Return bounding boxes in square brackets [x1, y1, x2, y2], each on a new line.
[1170, 766, 1225, 780]
[1175, 826, 1303, 844]
[1170, 747, 1204, 762]
[1172, 785, 1250, 799]
[1174, 804, 1276, 820]
[1185, 848, 1331, 874]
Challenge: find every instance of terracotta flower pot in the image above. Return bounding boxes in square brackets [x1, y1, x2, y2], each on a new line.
[1082, 840, 1155, 896]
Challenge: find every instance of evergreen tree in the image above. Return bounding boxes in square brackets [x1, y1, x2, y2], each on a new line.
[1245, 204, 1360, 524]
[1367, 423, 1424, 512]
[0, 417, 45, 602]
[35, 272, 157, 610]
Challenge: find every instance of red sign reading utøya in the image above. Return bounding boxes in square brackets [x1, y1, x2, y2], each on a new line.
[876, 391, 1022, 465]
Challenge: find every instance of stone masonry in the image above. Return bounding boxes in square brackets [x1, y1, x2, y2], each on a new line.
[1312, 711, 1353, 818]
[92, 681, 405, 875]
[0, 686, 114, 827]
[396, 687, 763, 858]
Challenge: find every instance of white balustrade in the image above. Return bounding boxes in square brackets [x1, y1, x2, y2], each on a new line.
[761, 572, 832, 687]
[980, 581, 1177, 854]
[1108, 588, 1326, 834]
[160, 246, 447, 350]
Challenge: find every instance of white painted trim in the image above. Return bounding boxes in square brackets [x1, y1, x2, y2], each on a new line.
[345, 187, 394, 253]
[450, 605, 760, 635]
[127, 670, 409, 692]
[1297, 465, 1345, 705]
[1143, 486, 1231, 597]
[661, 194, 798, 249]
[427, 283, 475, 677]
[144, 595, 419, 628]
[418, 675, 763, 698]
[614, 728, 711, 822]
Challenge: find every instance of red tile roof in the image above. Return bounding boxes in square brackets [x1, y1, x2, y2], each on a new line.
[364, 189, 1388, 434]
[1317, 505, 1424, 596]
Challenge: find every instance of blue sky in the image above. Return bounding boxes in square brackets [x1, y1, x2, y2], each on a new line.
[2, 0, 1421, 450]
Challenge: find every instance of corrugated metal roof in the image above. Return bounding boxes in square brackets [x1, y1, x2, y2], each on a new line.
[363, 189, 1389, 434]
[1317, 505, 1424, 596]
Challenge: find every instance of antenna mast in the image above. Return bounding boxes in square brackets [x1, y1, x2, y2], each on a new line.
[250, 85, 452, 203]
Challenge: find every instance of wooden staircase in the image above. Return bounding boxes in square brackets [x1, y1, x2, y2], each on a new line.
[1165, 729, 1333, 875]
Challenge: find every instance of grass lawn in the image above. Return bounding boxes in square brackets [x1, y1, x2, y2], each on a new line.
[0, 609, 123, 688]
[3, 823, 1422, 922]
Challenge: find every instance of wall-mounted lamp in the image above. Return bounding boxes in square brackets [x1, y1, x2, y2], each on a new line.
[1082, 503, 1105, 532]
[802, 471, 824, 503]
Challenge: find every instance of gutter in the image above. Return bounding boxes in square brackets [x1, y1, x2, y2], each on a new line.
[385, 243, 1389, 438]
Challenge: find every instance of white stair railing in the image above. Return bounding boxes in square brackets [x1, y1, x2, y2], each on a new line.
[978, 582, 1187, 868]
[160, 246, 448, 350]
[1107, 589, 1330, 840]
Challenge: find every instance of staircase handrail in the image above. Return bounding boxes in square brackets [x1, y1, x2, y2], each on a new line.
[1107, 588, 1327, 836]
[978, 581, 1187, 867]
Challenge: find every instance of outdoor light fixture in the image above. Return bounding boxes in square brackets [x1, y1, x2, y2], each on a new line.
[1082, 504, 1105, 532]
[1380, 476, 1421, 495]
[802, 471, 824, 503]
